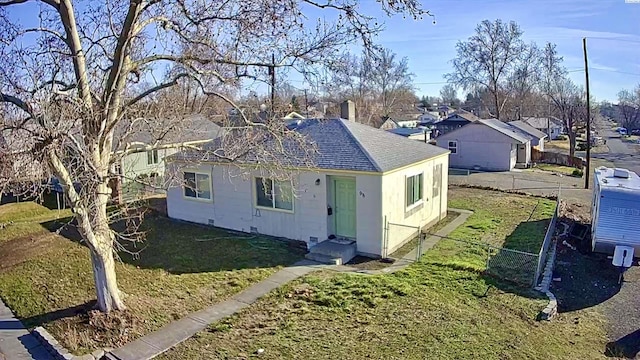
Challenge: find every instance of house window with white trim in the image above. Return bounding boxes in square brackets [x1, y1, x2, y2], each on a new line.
[448, 141, 457, 154]
[406, 173, 423, 207]
[255, 177, 293, 211]
[433, 164, 442, 197]
[183, 171, 212, 200]
[147, 149, 159, 164]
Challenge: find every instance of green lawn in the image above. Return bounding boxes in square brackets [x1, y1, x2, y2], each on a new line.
[0, 201, 303, 354]
[160, 188, 606, 360]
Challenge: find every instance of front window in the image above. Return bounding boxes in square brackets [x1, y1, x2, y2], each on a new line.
[147, 149, 159, 164]
[433, 164, 442, 197]
[183, 172, 211, 200]
[255, 177, 293, 211]
[406, 173, 423, 207]
[448, 141, 457, 154]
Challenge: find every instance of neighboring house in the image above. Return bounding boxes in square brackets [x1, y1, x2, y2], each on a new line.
[434, 109, 481, 136]
[387, 127, 431, 142]
[378, 117, 418, 130]
[166, 116, 450, 259]
[435, 119, 531, 171]
[508, 120, 548, 151]
[522, 117, 564, 140]
[113, 115, 222, 201]
[418, 112, 440, 124]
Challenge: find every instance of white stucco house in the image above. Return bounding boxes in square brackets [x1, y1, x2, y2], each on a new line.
[112, 115, 222, 201]
[165, 117, 450, 260]
[522, 116, 565, 140]
[508, 120, 548, 151]
[435, 119, 531, 171]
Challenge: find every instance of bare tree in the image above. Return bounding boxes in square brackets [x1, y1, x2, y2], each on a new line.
[0, 0, 428, 313]
[439, 84, 458, 106]
[617, 87, 640, 130]
[322, 48, 416, 125]
[446, 19, 525, 120]
[505, 43, 541, 120]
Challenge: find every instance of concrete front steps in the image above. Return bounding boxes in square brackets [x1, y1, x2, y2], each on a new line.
[305, 239, 357, 265]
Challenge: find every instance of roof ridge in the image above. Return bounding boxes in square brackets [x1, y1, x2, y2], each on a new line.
[337, 120, 383, 172]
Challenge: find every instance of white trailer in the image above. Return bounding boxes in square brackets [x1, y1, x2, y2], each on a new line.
[591, 167, 640, 256]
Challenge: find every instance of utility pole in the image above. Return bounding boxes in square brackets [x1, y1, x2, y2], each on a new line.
[583, 37, 591, 190]
[269, 53, 276, 117]
[304, 89, 309, 118]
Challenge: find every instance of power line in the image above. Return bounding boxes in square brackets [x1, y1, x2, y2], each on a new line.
[586, 36, 640, 45]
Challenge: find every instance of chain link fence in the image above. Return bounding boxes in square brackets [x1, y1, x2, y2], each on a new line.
[384, 195, 561, 288]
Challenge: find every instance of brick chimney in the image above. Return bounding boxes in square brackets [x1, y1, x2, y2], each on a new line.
[340, 100, 355, 122]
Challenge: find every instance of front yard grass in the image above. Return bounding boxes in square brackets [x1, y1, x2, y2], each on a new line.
[160, 187, 607, 360]
[0, 201, 303, 354]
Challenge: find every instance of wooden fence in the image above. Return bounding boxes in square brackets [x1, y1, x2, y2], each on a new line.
[532, 148, 584, 169]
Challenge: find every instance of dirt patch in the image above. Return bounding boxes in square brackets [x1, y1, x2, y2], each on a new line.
[346, 256, 395, 270]
[47, 307, 145, 352]
[0, 233, 58, 272]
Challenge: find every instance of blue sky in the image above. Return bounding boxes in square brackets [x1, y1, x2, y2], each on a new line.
[5, 0, 640, 102]
[357, 0, 640, 102]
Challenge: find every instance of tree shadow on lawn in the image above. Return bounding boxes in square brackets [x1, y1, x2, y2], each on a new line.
[17, 301, 97, 329]
[40, 213, 306, 275]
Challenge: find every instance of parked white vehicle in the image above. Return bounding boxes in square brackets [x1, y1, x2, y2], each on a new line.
[591, 167, 640, 257]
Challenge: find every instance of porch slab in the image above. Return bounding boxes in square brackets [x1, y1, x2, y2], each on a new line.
[306, 240, 356, 265]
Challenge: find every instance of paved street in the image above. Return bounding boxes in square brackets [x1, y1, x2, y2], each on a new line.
[592, 126, 640, 175]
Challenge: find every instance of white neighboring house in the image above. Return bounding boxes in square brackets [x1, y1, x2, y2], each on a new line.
[508, 120, 548, 151]
[113, 115, 222, 201]
[387, 127, 431, 142]
[522, 117, 565, 140]
[435, 119, 531, 171]
[165, 117, 450, 259]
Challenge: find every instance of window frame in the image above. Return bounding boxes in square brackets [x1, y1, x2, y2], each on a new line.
[182, 170, 213, 202]
[405, 172, 424, 210]
[147, 149, 159, 165]
[254, 177, 294, 213]
[447, 141, 458, 154]
[433, 164, 442, 198]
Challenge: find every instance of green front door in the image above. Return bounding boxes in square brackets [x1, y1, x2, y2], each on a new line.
[334, 178, 357, 239]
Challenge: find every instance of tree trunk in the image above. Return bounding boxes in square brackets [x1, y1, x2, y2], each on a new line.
[568, 132, 576, 158]
[90, 239, 126, 312]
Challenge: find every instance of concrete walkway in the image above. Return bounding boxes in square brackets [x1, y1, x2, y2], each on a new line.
[106, 208, 473, 360]
[0, 299, 53, 360]
[106, 260, 321, 360]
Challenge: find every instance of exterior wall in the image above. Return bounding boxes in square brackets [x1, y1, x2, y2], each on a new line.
[166, 162, 386, 254]
[436, 123, 518, 171]
[120, 148, 180, 184]
[381, 154, 449, 256]
[167, 164, 330, 246]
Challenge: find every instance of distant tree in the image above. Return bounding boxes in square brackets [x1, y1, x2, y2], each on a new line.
[369, 48, 415, 116]
[617, 87, 640, 130]
[439, 84, 459, 106]
[446, 19, 526, 120]
[505, 43, 541, 120]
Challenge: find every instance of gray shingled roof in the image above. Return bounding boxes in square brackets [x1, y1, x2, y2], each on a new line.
[508, 120, 548, 140]
[522, 116, 563, 129]
[478, 119, 530, 144]
[170, 118, 449, 173]
[113, 115, 222, 151]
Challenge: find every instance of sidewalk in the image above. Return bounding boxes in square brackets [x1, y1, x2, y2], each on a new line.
[106, 260, 321, 360]
[0, 299, 53, 360]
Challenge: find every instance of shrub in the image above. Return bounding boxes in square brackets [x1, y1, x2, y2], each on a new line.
[556, 134, 567, 140]
[572, 169, 584, 177]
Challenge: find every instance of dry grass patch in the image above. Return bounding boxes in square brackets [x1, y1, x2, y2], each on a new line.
[0, 201, 303, 354]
